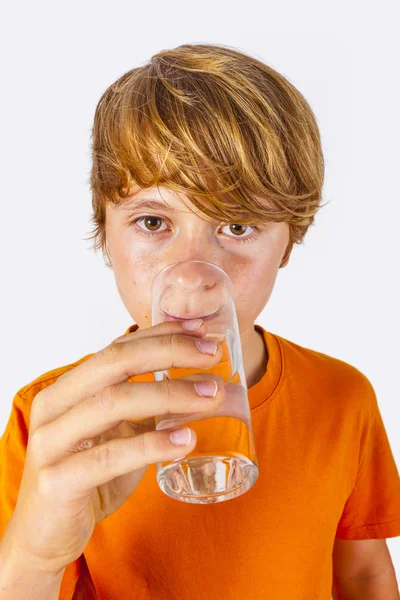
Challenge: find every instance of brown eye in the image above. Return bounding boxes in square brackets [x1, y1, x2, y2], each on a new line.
[143, 216, 162, 231]
[220, 224, 259, 243]
[229, 224, 247, 236]
[133, 216, 167, 233]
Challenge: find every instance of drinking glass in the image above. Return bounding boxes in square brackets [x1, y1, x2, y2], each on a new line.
[152, 259, 259, 504]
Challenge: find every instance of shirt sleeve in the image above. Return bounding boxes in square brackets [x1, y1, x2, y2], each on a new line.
[335, 382, 400, 540]
[0, 390, 83, 599]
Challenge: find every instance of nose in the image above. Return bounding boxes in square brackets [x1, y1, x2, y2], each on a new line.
[160, 260, 224, 318]
[172, 260, 218, 292]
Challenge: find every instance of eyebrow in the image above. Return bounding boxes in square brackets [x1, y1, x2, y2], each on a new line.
[116, 198, 180, 213]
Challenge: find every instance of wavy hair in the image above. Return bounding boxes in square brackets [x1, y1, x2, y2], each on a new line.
[85, 43, 327, 268]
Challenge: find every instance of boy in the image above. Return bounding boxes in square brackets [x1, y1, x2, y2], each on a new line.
[1, 43, 400, 599]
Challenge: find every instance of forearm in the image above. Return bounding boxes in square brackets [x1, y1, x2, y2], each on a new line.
[332, 567, 400, 599]
[0, 541, 65, 600]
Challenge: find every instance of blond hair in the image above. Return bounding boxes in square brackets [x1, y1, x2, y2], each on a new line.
[85, 43, 327, 268]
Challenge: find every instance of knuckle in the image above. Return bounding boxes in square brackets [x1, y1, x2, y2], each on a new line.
[97, 385, 115, 412]
[159, 333, 179, 365]
[55, 371, 68, 383]
[94, 442, 114, 468]
[160, 333, 174, 352]
[30, 390, 46, 421]
[103, 340, 123, 364]
[134, 431, 151, 458]
[159, 379, 187, 413]
[37, 466, 59, 496]
[158, 380, 174, 411]
[102, 340, 134, 380]
[28, 427, 46, 457]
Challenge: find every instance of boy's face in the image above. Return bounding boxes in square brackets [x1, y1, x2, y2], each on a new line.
[105, 186, 289, 333]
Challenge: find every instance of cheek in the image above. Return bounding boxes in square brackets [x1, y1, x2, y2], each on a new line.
[227, 228, 288, 320]
[112, 250, 159, 320]
[230, 253, 277, 304]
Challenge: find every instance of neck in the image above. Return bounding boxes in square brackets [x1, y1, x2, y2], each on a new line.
[240, 324, 268, 389]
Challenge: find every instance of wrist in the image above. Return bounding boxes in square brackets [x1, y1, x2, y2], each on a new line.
[0, 538, 65, 600]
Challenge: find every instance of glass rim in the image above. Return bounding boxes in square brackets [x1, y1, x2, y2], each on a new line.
[153, 259, 233, 287]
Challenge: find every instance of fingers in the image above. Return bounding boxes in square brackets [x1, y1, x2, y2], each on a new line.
[30, 320, 221, 431]
[29, 379, 225, 466]
[38, 427, 198, 498]
[111, 318, 204, 344]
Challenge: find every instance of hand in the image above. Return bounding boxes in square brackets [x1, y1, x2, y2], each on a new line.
[3, 320, 224, 575]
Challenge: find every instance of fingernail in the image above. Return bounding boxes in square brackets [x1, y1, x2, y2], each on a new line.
[194, 380, 218, 398]
[183, 318, 203, 331]
[195, 339, 218, 355]
[169, 427, 192, 446]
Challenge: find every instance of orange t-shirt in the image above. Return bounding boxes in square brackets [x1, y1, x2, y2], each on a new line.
[1, 323, 400, 600]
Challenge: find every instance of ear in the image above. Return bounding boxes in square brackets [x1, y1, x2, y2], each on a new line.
[279, 247, 292, 269]
[104, 243, 113, 269]
[279, 233, 293, 269]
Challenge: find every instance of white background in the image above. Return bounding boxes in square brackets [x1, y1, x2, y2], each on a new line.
[1, 0, 399, 583]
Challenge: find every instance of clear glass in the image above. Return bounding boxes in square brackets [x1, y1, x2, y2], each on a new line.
[152, 259, 259, 504]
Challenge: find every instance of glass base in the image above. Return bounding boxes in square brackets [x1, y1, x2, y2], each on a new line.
[157, 454, 258, 504]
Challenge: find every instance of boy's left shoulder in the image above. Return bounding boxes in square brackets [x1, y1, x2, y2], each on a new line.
[273, 332, 378, 413]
